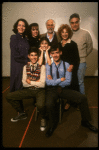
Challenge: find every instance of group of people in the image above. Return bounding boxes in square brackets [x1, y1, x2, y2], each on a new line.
[6, 13, 98, 137]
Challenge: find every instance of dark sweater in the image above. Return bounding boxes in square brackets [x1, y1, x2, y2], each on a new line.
[28, 37, 40, 48]
[40, 32, 61, 48]
[59, 40, 80, 66]
[59, 40, 80, 91]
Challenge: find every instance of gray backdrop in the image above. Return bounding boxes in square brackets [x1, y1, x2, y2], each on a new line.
[2, 2, 98, 76]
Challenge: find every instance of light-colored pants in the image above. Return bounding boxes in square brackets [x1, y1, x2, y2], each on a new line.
[77, 62, 87, 95]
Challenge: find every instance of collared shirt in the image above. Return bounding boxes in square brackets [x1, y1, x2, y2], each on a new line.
[30, 62, 37, 71]
[22, 62, 46, 88]
[47, 31, 55, 42]
[46, 60, 72, 88]
[61, 39, 71, 47]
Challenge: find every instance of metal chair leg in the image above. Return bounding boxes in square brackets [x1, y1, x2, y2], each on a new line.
[35, 106, 38, 121]
[59, 98, 62, 123]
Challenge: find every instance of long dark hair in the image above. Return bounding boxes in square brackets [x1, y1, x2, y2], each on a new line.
[39, 37, 50, 47]
[12, 18, 29, 37]
[28, 23, 40, 39]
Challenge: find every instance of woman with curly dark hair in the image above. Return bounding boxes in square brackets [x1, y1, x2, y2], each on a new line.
[58, 24, 80, 110]
[10, 18, 30, 91]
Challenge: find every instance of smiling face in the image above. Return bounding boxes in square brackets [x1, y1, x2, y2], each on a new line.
[61, 28, 69, 40]
[46, 20, 55, 34]
[40, 40, 49, 51]
[50, 48, 62, 63]
[17, 21, 26, 34]
[28, 52, 38, 64]
[31, 26, 39, 38]
[70, 17, 80, 31]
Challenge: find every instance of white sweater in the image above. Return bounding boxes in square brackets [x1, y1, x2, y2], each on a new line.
[71, 28, 93, 63]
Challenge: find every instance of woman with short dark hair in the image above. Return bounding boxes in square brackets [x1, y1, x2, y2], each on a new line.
[10, 18, 30, 93]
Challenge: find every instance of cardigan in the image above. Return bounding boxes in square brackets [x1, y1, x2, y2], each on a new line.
[59, 40, 80, 66]
[10, 33, 30, 92]
[59, 40, 80, 91]
[40, 31, 61, 48]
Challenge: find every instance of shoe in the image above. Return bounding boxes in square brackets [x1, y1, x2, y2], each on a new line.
[45, 127, 55, 137]
[11, 112, 27, 122]
[81, 120, 98, 133]
[40, 118, 46, 131]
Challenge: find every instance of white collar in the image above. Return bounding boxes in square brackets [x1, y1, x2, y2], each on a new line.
[30, 62, 38, 67]
[47, 31, 55, 38]
[61, 39, 71, 46]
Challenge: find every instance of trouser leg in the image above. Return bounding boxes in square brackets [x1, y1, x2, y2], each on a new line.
[46, 88, 58, 128]
[77, 63, 87, 94]
[6, 89, 32, 113]
[35, 89, 46, 118]
[60, 89, 92, 122]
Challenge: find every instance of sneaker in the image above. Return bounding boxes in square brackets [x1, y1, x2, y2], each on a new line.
[40, 118, 46, 131]
[11, 112, 27, 122]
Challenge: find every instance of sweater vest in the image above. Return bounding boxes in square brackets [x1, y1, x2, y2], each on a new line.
[26, 62, 41, 81]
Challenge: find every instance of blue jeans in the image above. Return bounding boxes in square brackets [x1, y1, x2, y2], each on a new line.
[77, 62, 87, 94]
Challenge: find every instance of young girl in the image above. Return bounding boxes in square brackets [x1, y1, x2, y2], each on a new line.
[38, 37, 52, 65]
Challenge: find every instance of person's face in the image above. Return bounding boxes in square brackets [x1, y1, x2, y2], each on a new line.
[40, 40, 49, 51]
[50, 48, 62, 62]
[17, 21, 26, 34]
[28, 52, 38, 64]
[46, 20, 55, 34]
[70, 17, 80, 31]
[61, 28, 69, 40]
[31, 26, 39, 38]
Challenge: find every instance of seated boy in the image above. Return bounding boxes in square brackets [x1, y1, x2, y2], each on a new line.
[45, 46, 98, 137]
[6, 47, 46, 131]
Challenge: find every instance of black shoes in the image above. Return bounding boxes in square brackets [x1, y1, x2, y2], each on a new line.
[81, 120, 98, 133]
[45, 127, 55, 137]
[11, 112, 27, 122]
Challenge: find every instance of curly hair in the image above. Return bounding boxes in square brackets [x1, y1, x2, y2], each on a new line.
[27, 23, 40, 39]
[58, 24, 73, 39]
[12, 18, 29, 36]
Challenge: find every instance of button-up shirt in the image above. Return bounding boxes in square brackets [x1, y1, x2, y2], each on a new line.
[46, 60, 72, 88]
[47, 31, 55, 42]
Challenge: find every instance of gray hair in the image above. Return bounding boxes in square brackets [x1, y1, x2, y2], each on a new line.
[46, 19, 55, 26]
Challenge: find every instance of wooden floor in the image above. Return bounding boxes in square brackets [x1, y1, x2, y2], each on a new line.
[2, 77, 98, 148]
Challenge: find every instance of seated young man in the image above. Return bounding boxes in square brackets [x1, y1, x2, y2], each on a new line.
[6, 47, 46, 131]
[45, 46, 98, 137]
